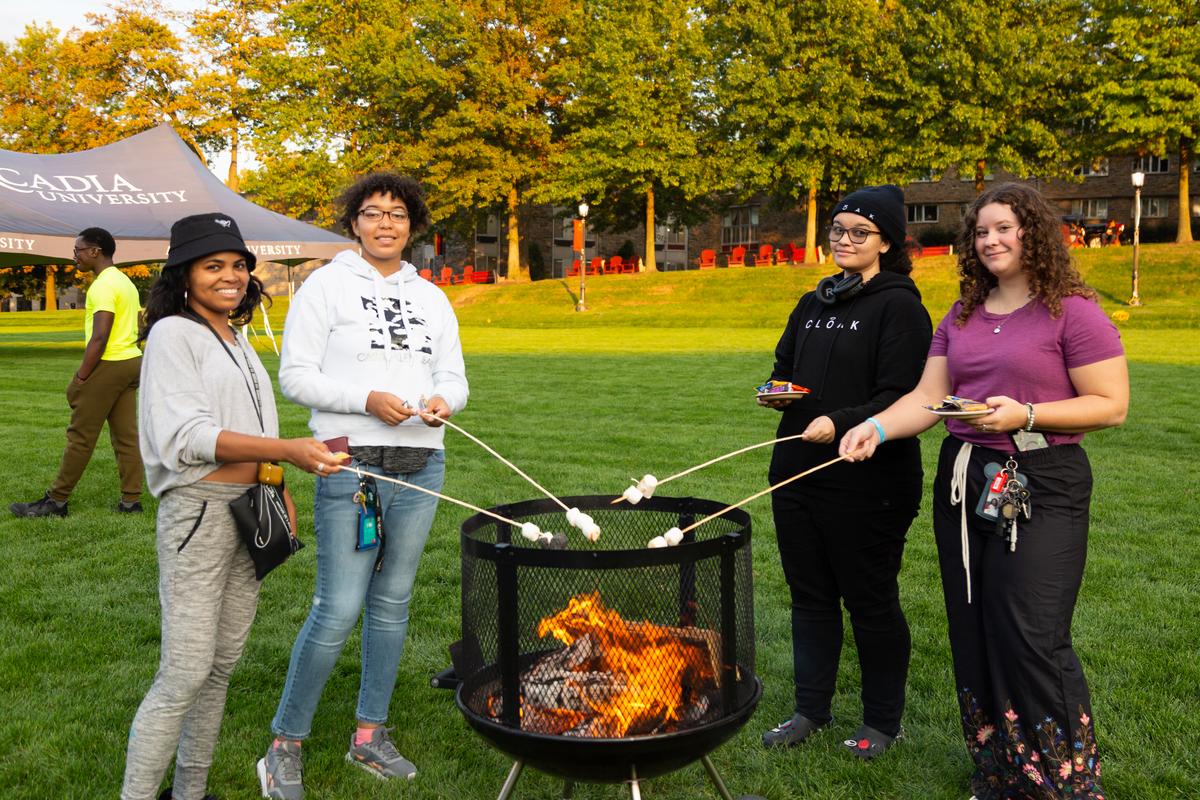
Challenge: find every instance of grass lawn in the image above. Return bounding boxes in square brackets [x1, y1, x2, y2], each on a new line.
[0, 247, 1196, 799]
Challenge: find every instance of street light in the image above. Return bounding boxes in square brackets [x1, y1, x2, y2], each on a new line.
[1129, 171, 1144, 306]
[576, 202, 589, 312]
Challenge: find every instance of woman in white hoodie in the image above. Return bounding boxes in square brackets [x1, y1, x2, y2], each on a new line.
[258, 174, 468, 799]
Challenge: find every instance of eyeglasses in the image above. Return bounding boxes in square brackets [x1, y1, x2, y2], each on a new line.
[72, 245, 96, 254]
[358, 208, 410, 223]
[827, 224, 882, 244]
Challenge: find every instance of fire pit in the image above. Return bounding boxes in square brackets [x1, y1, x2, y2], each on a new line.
[454, 495, 763, 799]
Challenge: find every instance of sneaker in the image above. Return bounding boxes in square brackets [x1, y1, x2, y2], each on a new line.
[117, 499, 143, 513]
[345, 726, 416, 780]
[762, 713, 831, 748]
[842, 723, 903, 761]
[257, 739, 304, 799]
[157, 789, 218, 800]
[10, 493, 68, 518]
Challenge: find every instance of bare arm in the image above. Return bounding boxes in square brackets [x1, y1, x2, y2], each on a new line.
[77, 310, 114, 381]
[212, 432, 344, 474]
[976, 356, 1129, 434]
[839, 356, 951, 460]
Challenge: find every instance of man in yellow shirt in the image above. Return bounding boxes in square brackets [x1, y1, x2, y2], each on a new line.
[11, 228, 144, 517]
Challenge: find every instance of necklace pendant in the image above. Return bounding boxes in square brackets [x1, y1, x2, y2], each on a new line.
[992, 325, 1002, 334]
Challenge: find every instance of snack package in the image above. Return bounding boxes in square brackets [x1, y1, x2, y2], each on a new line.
[925, 395, 990, 413]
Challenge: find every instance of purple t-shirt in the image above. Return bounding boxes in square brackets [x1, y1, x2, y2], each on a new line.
[929, 295, 1124, 452]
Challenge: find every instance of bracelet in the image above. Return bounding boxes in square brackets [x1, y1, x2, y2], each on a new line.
[1024, 403, 1036, 432]
[866, 416, 887, 444]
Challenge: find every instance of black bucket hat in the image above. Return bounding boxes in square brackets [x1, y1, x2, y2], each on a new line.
[163, 213, 257, 271]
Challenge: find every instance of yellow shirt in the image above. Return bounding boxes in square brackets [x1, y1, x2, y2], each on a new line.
[85, 267, 142, 361]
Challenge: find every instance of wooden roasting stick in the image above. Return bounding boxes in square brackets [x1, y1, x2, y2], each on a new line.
[611, 433, 808, 504]
[347, 465, 524, 529]
[677, 455, 850, 536]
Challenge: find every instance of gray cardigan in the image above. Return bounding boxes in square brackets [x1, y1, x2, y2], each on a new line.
[139, 315, 280, 497]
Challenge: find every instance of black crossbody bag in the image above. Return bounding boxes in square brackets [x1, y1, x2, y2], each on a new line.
[190, 311, 303, 580]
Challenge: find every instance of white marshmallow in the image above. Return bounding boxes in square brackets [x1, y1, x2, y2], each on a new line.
[637, 474, 658, 498]
[565, 507, 583, 527]
[664, 527, 684, 546]
[622, 486, 643, 505]
[519, 522, 542, 542]
[647, 536, 668, 548]
[582, 521, 602, 542]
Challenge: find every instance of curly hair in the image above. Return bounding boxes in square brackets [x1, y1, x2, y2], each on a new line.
[336, 173, 431, 240]
[954, 183, 1095, 326]
[139, 260, 267, 342]
[880, 239, 915, 276]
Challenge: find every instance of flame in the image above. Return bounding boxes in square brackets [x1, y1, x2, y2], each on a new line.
[534, 592, 717, 737]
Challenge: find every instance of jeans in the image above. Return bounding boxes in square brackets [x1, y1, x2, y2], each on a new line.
[271, 451, 445, 738]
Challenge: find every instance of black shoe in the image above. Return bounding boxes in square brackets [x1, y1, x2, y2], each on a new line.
[842, 724, 903, 761]
[157, 788, 219, 800]
[762, 713, 831, 748]
[117, 499, 143, 513]
[10, 493, 68, 518]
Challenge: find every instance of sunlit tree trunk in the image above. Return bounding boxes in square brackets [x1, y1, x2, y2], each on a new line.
[644, 185, 657, 272]
[804, 181, 819, 263]
[227, 126, 240, 192]
[1178, 136, 1193, 244]
[506, 184, 528, 282]
[44, 266, 57, 311]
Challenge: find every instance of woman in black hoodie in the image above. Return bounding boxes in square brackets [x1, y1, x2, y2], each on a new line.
[760, 185, 931, 760]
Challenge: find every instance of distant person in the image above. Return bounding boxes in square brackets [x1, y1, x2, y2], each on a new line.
[10, 228, 144, 518]
[759, 185, 931, 760]
[258, 173, 468, 798]
[121, 213, 342, 800]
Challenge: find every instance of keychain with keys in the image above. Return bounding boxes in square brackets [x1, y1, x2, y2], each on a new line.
[995, 459, 1032, 551]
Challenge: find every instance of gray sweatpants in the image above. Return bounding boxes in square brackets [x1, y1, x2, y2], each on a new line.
[122, 482, 261, 800]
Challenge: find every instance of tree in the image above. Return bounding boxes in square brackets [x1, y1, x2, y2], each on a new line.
[0, 26, 87, 152]
[537, 0, 720, 272]
[1088, 0, 1200, 242]
[709, 0, 917, 262]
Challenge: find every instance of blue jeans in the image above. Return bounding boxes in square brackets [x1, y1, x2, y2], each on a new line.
[271, 451, 445, 738]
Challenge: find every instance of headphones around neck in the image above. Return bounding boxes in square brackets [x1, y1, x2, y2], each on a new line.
[815, 272, 864, 305]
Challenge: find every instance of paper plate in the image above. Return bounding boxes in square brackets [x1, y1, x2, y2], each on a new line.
[757, 391, 810, 401]
[924, 407, 993, 419]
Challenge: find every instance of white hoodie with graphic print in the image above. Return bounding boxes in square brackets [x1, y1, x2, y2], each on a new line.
[279, 249, 468, 449]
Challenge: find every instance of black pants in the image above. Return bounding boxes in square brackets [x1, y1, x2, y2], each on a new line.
[932, 436, 1104, 799]
[772, 484, 919, 735]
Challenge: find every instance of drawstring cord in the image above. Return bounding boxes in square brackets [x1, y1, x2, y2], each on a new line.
[950, 441, 973, 604]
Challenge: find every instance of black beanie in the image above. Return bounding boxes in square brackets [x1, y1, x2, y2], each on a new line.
[831, 184, 907, 247]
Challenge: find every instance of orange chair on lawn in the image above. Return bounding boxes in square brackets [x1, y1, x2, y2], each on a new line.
[588, 257, 604, 275]
[607, 255, 625, 274]
[454, 265, 474, 284]
[750, 244, 774, 266]
[567, 259, 581, 277]
[774, 247, 791, 266]
[727, 246, 746, 268]
[790, 244, 807, 264]
[419, 268, 433, 281]
[435, 267, 454, 285]
[698, 249, 717, 269]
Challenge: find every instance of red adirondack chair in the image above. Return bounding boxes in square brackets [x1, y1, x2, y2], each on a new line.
[607, 255, 625, 274]
[727, 246, 746, 268]
[567, 259, 582, 277]
[789, 243, 805, 264]
[774, 247, 791, 266]
[698, 249, 717, 269]
[434, 267, 454, 286]
[419, 268, 433, 281]
[588, 257, 604, 275]
[750, 244, 774, 266]
[454, 265, 474, 284]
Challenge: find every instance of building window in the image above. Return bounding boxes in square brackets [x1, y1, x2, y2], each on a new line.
[907, 204, 938, 223]
[476, 215, 500, 240]
[655, 218, 687, 250]
[721, 207, 759, 246]
[1133, 155, 1170, 174]
[1140, 197, 1169, 218]
[1073, 159, 1110, 177]
[1071, 199, 1108, 219]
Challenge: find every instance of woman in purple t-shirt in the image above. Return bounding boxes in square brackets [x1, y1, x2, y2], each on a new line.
[840, 183, 1127, 800]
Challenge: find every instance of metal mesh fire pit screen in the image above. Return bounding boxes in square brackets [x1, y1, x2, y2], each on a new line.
[455, 494, 760, 786]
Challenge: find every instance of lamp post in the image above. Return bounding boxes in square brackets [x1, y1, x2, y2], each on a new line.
[576, 202, 589, 312]
[1129, 171, 1144, 306]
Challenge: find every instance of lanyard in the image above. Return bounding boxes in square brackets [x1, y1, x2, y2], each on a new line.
[185, 310, 265, 433]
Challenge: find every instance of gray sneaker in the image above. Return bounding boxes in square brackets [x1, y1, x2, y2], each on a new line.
[345, 726, 416, 780]
[257, 740, 303, 799]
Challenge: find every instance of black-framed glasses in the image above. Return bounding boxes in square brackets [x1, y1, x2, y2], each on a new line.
[827, 224, 882, 244]
[358, 208, 410, 223]
[73, 245, 96, 254]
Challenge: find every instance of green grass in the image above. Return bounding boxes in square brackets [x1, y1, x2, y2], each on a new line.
[0, 252, 1197, 799]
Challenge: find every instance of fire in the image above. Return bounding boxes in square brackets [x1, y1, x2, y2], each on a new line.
[532, 592, 717, 737]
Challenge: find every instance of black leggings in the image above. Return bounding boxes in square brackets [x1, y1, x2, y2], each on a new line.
[772, 485, 919, 735]
[932, 436, 1104, 799]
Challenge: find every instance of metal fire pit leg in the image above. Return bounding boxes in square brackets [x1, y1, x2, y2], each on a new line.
[495, 759, 525, 800]
[628, 764, 643, 800]
[700, 754, 767, 800]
